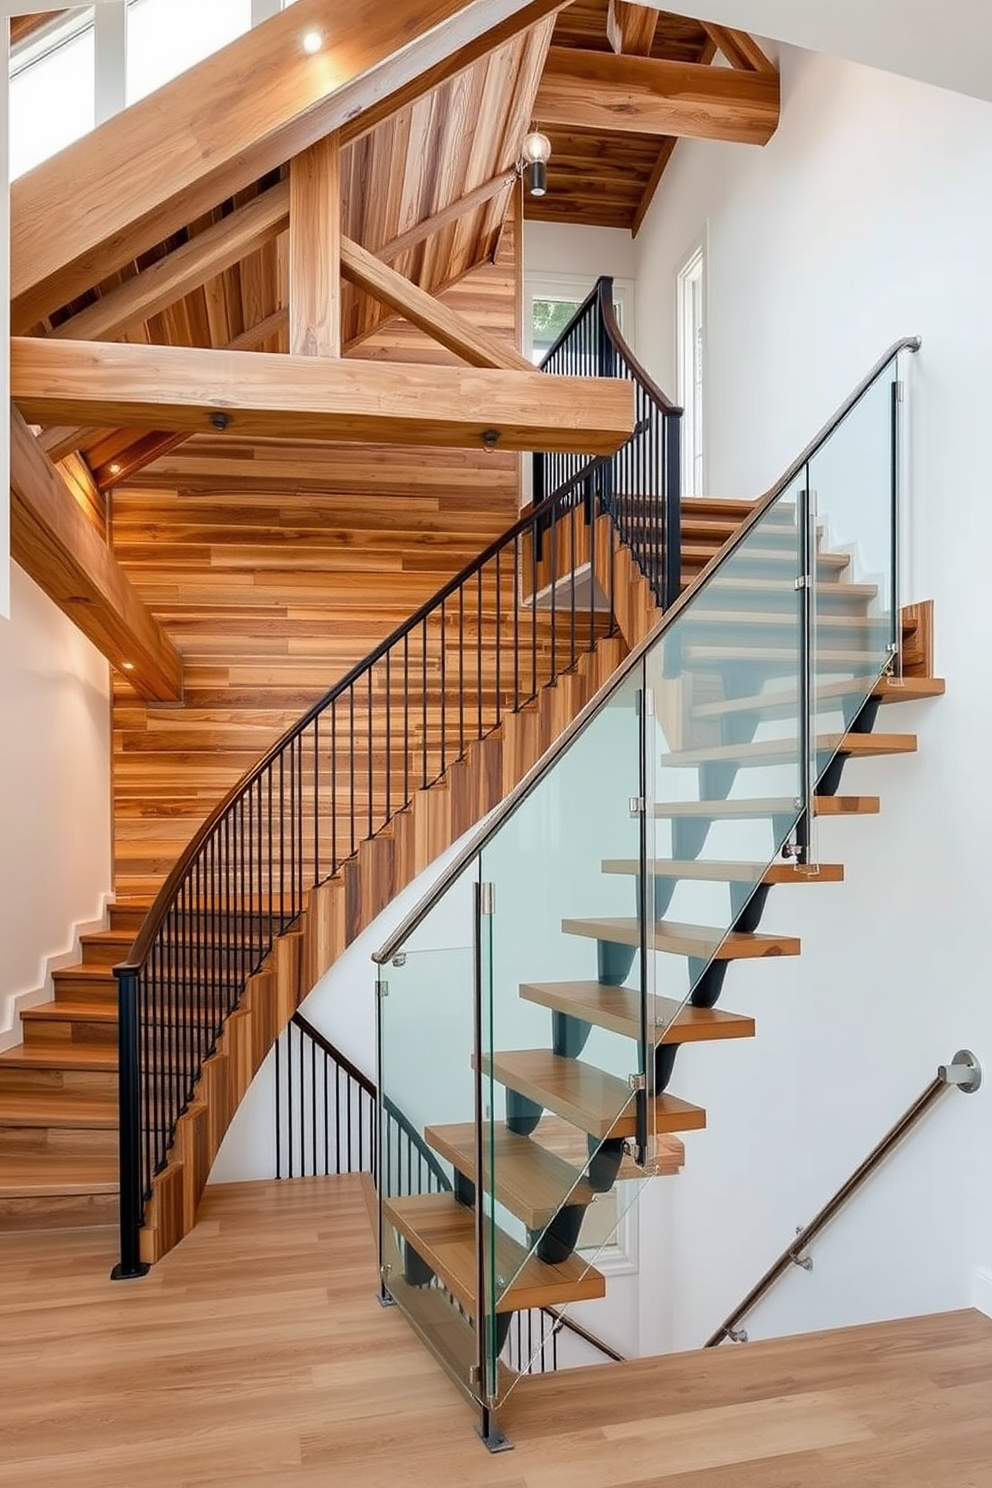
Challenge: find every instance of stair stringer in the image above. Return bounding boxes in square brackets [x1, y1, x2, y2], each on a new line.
[137, 630, 638, 1264]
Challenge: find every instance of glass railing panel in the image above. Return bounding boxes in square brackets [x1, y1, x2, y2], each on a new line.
[477, 665, 653, 1406]
[642, 479, 805, 1038]
[806, 361, 899, 782]
[376, 864, 482, 1407]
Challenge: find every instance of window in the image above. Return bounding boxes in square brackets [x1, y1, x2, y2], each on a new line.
[676, 240, 706, 497]
[126, 0, 252, 104]
[526, 274, 635, 367]
[9, 12, 95, 180]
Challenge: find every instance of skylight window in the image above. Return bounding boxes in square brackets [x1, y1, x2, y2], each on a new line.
[8, 0, 299, 179]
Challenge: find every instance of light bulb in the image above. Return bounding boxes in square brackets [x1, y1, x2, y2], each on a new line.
[302, 29, 323, 54]
[521, 130, 552, 166]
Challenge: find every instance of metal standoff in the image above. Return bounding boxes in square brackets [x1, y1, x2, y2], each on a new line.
[938, 1049, 982, 1094]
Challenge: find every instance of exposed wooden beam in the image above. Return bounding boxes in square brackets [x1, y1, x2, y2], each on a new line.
[702, 23, 775, 74]
[340, 236, 533, 372]
[48, 181, 290, 344]
[289, 136, 341, 357]
[48, 311, 294, 482]
[534, 48, 780, 144]
[11, 0, 567, 332]
[379, 171, 517, 263]
[631, 136, 676, 237]
[9, 407, 183, 702]
[606, 1, 658, 57]
[11, 338, 635, 455]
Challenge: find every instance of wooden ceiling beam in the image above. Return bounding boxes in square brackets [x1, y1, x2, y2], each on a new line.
[377, 171, 517, 263]
[340, 236, 533, 372]
[534, 48, 780, 144]
[606, 1, 658, 57]
[9, 408, 183, 702]
[11, 338, 635, 455]
[701, 24, 775, 74]
[289, 136, 341, 357]
[11, 0, 567, 332]
[48, 182, 290, 344]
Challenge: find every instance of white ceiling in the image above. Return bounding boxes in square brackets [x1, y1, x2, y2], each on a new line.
[661, 0, 992, 105]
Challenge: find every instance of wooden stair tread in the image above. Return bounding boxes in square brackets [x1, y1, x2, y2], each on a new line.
[602, 858, 844, 884]
[658, 732, 917, 768]
[479, 1050, 707, 1141]
[423, 1121, 593, 1229]
[0, 1091, 117, 1127]
[520, 982, 755, 1045]
[693, 674, 945, 721]
[0, 1150, 119, 1197]
[651, 795, 878, 818]
[21, 1001, 117, 1024]
[531, 1116, 685, 1178]
[706, 576, 877, 601]
[562, 917, 801, 960]
[382, 1192, 605, 1313]
[0, 1042, 118, 1072]
[683, 610, 890, 631]
[683, 646, 881, 666]
[52, 964, 117, 982]
[680, 544, 849, 572]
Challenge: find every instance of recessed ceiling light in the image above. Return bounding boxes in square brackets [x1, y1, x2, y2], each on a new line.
[108, 462, 121, 476]
[122, 662, 135, 671]
[302, 29, 323, 54]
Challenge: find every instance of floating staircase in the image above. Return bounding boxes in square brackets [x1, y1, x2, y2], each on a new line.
[372, 331, 944, 1446]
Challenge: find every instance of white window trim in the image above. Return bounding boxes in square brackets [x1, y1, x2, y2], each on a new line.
[675, 230, 708, 499]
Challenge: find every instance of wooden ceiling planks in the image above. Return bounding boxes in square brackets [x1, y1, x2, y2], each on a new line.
[527, 3, 722, 232]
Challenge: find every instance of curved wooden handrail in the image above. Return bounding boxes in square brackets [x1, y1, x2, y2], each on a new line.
[119, 290, 680, 977]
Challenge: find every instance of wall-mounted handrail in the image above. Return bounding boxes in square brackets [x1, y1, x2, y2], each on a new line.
[704, 1050, 982, 1347]
[374, 336, 921, 964]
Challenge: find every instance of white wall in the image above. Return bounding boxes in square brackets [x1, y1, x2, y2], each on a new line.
[524, 220, 638, 286]
[632, 46, 992, 1349]
[0, 564, 113, 1044]
[640, 0, 992, 108]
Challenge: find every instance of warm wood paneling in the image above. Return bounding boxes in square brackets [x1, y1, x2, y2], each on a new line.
[10, 0, 563, 331]
[110, 230, 526, 896]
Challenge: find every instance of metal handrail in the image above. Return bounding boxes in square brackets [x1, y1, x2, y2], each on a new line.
[374, 336, 920, 963]
[111, 275, 682, 1278]
[704, 1051, 982, 1347]
[285, 1011, 452, 1184]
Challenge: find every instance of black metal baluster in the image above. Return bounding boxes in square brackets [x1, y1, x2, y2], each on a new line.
[458, 585, 465, 760]
[348, 687, 356, 860]
[367, 669, 374, 840]
[385, 651, 392, 824]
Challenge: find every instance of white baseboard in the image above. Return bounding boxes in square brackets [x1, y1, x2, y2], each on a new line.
[0, 893, 113, 1052]
[970, 1267, 992, 1319]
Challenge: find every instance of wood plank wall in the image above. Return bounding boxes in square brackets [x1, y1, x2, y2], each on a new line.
[110, 211, 524, 898]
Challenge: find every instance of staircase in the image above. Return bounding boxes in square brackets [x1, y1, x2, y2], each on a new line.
[372, 331, 943, 1448]
[0, 281, 688, 1251]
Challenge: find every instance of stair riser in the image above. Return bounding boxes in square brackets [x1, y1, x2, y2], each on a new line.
[22, 1020, 117, 1048]
[50, 980, 118, 1006]
[0, 1068, 117, 1098]
[0, 1192, 118, 1231]
[0, 1126, 118, 1156]
[81, 942, 133, 968]
[108, 907, 149, 934]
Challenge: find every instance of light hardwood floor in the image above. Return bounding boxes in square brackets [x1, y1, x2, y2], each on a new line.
[2, 1176, 991, 1487]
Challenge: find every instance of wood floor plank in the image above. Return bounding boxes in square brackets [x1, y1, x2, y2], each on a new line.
[1, 1178, 990, 1486]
